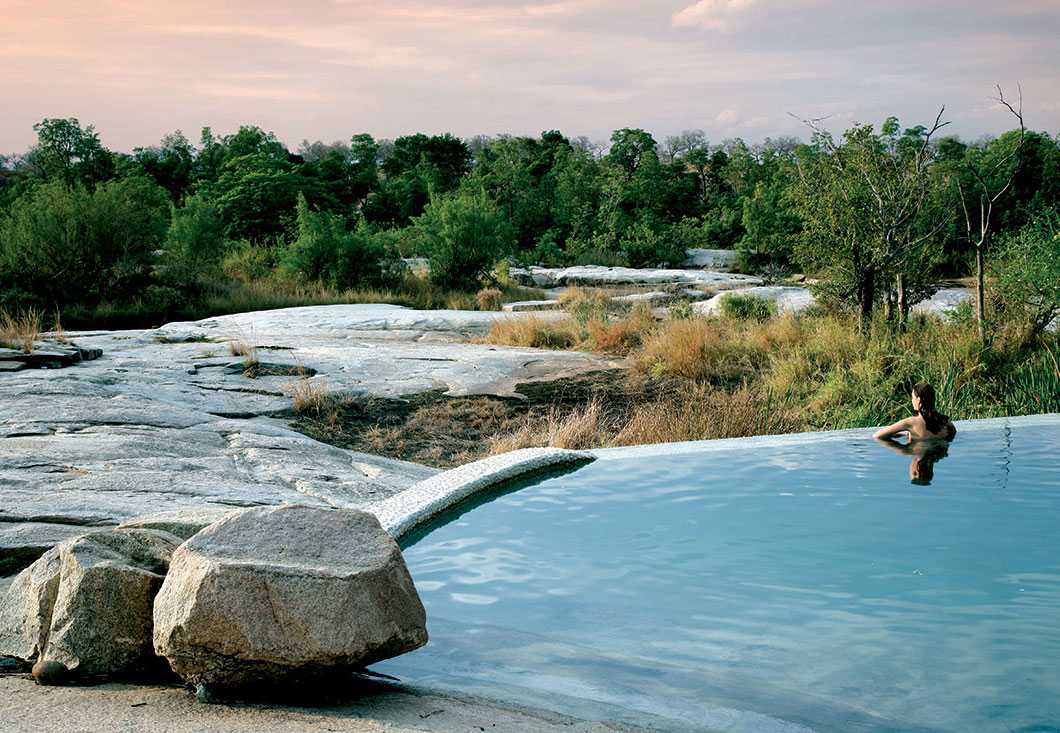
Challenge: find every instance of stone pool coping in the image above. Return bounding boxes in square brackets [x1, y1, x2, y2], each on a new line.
[376, 414, 1059, 541]
[374, 448, 595, 542]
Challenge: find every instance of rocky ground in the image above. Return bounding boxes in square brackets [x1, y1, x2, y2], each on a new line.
[0, 303, 617, 577]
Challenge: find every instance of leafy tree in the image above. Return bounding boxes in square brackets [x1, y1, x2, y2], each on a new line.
[28, 118, 114, 185]
[158, 195, 227, 290]
[208, 153, 315, 241]
[281, 195, 385, 288]
[415, 187, 514, 290]
[0, 177, 168, 307]
[131, 131, 196, 202]
[991, 207, 1060, 339]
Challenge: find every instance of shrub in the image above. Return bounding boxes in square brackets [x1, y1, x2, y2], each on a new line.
[281, 195, 384, 288]
[158, 195, 227, 290]
[416, 187, 514, 290]
[558, 287, 611, 325]
[719, 293, 778, 321]
[222, 240, 280, 284]
[0, 177, 169, 307]
[991, 207, 1060, 339]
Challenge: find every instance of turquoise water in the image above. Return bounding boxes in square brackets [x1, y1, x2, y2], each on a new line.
[377, 418, 1060, 732]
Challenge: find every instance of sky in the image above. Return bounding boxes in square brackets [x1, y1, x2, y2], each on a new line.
[3, 0, 1059, 153]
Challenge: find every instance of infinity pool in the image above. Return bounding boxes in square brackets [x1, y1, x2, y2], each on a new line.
[378, 416, 1060, 732]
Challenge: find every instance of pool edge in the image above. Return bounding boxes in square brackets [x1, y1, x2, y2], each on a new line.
[374, 447, 595, 542]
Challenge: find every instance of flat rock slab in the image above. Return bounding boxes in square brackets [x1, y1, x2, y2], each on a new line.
[1, 304, 619, 576]
[694, 286, 975, 318]
[0, 341, 102, 370]
[511, 266, 762, 289]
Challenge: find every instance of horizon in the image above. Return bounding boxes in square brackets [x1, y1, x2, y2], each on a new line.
[3, 0, 1058, 153]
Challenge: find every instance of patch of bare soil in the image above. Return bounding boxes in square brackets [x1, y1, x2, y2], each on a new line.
[290, 369, 660, 468]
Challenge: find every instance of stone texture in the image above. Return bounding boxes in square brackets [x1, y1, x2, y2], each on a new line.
[683, 248, 740, 270]
[693, 286, 818, 316]
[501, 300, 561, 312]
[153, 505, 427, 690]
[610, 291, 670, 305]
[510, 266, 761, 289]
[2, 304, 621, 576]
[0, 528, 180, 678]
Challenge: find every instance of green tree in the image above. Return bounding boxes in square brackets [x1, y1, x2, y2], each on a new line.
[28, 118, 114, 185]
[0, 177, 169, 307]
[132, 131, 196, 202]
[991, 207, 1060, 339]
[415, 187, 514, 290]
[281, 195, 384, 288]
[158, 194, 227, 290]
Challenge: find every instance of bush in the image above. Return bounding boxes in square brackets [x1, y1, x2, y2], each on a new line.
[158, 195, 227, 291]
[281, 195, 385, 288]
[991, 207, 1060, 338]
[222, 240, 280, 284]
[719, 293, 778, 321]
[416, 187, 514, 290]
[0, 177, 169, 307]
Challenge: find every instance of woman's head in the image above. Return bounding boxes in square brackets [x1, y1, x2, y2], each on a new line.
[911, 382, 937, 413]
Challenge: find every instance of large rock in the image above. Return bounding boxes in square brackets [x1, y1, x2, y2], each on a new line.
[684, 248, 740, 271]
[153, 505, 427, 690]
[509, 265, 761, 289]
[0, 528, 180, 678]
[693, 286, 818, 316]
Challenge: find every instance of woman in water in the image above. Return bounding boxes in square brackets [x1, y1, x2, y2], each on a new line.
[873, 382, 957, 442]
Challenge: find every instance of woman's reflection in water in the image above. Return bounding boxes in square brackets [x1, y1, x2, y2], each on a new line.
[876, 437, 951, 486]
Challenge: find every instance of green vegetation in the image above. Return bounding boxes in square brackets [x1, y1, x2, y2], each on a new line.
[0, 109, 1057, 335]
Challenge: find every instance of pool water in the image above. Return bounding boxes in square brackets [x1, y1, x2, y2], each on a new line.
[377, 417, 1060, 732]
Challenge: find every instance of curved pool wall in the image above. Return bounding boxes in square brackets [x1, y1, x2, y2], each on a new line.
[375, 447, 595, 543]
[375, 413, 1060, 733]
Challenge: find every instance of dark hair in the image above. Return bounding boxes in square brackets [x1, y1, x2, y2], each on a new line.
[912, 382, 951, 436]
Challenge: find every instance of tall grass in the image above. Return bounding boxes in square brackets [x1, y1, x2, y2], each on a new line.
[0, 308, 42, 353]
[485, 306, 1058, 452]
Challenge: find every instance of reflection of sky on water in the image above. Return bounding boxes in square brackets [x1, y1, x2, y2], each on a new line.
[378, 422, 1060, 733]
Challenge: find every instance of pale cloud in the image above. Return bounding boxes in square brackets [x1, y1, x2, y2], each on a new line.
[672, 0, 757, 31]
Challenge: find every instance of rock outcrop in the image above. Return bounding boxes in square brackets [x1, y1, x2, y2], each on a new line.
[510, 265, 761, 289]
[0, 527, 180, 678]
[2, 304, 620, 577]
[683, 248, 740, 271]
[153, 505, 427, 690]
[693, 286, 818, 316]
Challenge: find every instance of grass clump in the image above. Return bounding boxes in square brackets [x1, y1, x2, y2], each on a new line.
[718, 293, 778, 321]
[0, 308, 43, 353]
[475, 288, 504, 311]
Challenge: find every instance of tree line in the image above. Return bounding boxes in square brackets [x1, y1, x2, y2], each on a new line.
[0, 108, 1056, 335]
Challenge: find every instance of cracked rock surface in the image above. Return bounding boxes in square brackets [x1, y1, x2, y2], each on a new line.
[1, 304, 616, 576]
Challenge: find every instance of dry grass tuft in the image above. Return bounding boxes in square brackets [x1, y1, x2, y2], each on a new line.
[287, 377, 343, 426]
[0, 308, 43, 353]
[482, 315, 579, 349]
[490, 398, 611, 453]
[475, 288, 504, 311]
